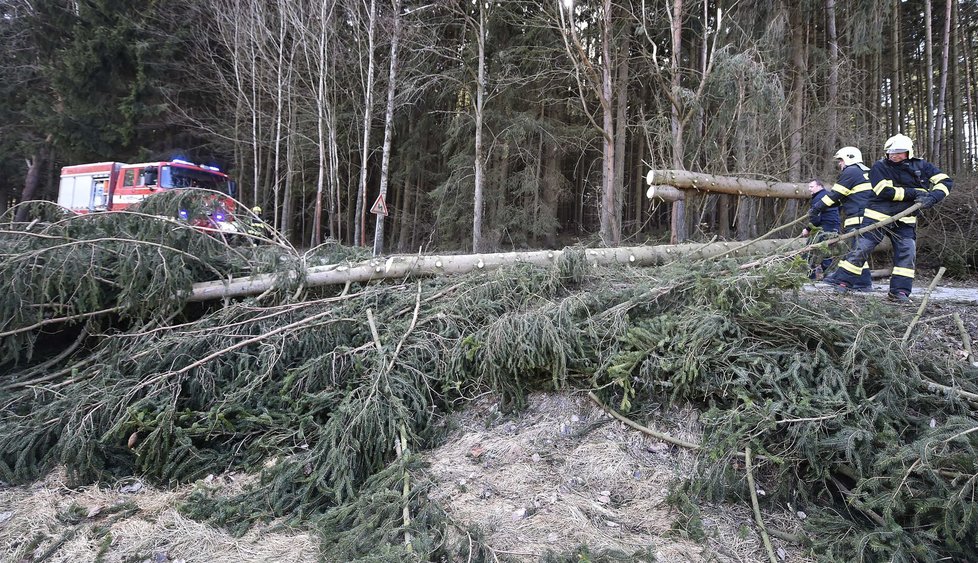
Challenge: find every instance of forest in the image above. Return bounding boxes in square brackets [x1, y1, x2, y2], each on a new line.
[2, 0, 977, 254]
[4, 1, 978, 562]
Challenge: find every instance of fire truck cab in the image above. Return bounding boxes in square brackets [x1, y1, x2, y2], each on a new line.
[58, 159, 238, 214]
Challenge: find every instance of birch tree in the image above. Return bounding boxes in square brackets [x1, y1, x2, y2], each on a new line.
[931, 0, 952, 158]
[354, 0, 379, 247]
[372, 0, 404, 256]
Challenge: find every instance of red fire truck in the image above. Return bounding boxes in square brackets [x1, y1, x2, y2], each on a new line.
[57, 159, 240, 231]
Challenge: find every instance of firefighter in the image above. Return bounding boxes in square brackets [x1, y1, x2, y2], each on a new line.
[825, 134, 952, 303]
[802, 179, 840, 279]
[246, 205, 274, 239]
[818, 146, 873, 290]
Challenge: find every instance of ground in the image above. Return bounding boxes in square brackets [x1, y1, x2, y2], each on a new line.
[0, 392, 809, 563]
[425, 392, 810, 562]
[0, 469, 318, 562]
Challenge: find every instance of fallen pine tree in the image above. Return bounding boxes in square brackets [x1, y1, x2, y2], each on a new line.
[1, 199, 976, 561]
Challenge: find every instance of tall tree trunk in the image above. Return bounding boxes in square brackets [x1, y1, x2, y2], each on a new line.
[272, 8, 287, 231]
[963, 15, 977, 170]
[925, 0, 934, 153]
[397, 173, 415, 252]
[355, 0, 378, 246]
[613, 24, 631, 239]
[472, 0, 487, 252]
[952, 1, 964, 172]
[669, 0, 686, 243]
[249, 17, 262, 209]
[735, 128, 751, 240]
[825, 0, 839, 159]
[328, 98, 341, 241]
[788, 7, 806, 183]
[310, 1, 333, 246]
[823, 0, 838, 168]
[890, 0, 900, 132]
[282, 104, 296, 242]
[931, 0, 952, 158]
[600, 0, 620, 246]
[373, 0, 403, 256]
[634, 120, 647, 236]
[15, 138, 51, 222]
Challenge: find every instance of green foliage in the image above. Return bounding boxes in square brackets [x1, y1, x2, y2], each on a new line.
[2, 220, 977, 561]
[0, 192, 291, 365]
[596, 264, 978, 561]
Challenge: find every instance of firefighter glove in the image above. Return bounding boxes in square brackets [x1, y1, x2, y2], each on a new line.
[919, 193, 938, 210]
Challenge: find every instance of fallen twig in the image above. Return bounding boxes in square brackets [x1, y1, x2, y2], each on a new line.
[954, 312, 974, 365]
[587, 391, 701, 450]
[746, 445, 779, 563]
[713, 214, 809, 261]
[903, 266, 946, 343]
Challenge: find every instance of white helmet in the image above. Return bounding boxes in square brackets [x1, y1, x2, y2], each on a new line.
[833, 146, 863, 166]
[884, 134, 914, 158]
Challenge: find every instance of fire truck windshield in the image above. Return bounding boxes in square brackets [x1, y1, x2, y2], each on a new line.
[160, 165, 231, 194]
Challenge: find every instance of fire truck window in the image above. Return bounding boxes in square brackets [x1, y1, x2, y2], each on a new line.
[123, 169, 135, 187]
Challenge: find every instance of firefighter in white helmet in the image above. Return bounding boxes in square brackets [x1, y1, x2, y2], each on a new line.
[816, 146, 873, 290]
[825, 134, 952, 303]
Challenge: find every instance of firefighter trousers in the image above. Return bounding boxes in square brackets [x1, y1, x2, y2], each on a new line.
[834, 219, 916, 295]
[824, 225, 872, 289]
[806, 230, 837, 279]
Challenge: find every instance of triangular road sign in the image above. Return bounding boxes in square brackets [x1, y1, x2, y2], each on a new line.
[370, 194, 389, 216]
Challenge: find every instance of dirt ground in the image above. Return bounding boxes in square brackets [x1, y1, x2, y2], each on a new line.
[0, 393, 808, 563]
[0, 470, 319, 563]
[425, 392, 810, 563]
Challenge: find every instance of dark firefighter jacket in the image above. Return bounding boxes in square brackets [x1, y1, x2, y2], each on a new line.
[865, 157, 952, 226]
[809, 189, 841, 233]
[811, 163, 872, 229]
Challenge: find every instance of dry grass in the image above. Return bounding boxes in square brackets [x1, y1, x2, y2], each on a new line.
[2, 391, 872, 561]
[0, 468, 317, 563]
[424, 392, 813, 562]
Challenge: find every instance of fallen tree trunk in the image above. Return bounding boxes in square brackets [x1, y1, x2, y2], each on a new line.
[189, 237, 898, 302]
[646, 169, 809, 199]
[645, 185, 685, 202]
[189, 240, 807, 302]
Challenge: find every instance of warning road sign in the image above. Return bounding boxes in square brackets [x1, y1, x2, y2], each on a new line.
[370, 194, 389, 216]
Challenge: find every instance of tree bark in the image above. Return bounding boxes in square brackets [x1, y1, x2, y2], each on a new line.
[188, 239, 810, 302]
[472, 0, 487, 252]
[925, 0, 934, 153]
[355, 0, 378, 247]
[397, 172, 415, 252]
[600, 0, 620, 246]
[647, 170, 809, 199]
[669, 0, 686, 244]
[952, 1, 963, 171]
[613, 23, 631, 239]
[823, 0, 838, 170]
[15, 136, 51, 222]
[931, 0, 952, 158]
[788, 6, 806, 183]
[890, 0, 900, 132]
